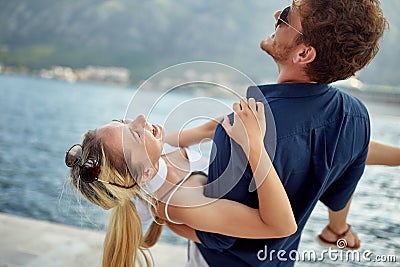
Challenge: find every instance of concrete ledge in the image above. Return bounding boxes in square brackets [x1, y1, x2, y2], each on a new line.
[0, 213, 186, 267]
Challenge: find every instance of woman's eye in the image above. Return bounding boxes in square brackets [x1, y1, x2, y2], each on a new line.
[135, 130, 143, 138]
[112, 119, 126, 124]
[128, 128, 142, 142]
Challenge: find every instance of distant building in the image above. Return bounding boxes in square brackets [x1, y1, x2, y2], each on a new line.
[39, 65, 130, 85]
[76, 66, 130, 85]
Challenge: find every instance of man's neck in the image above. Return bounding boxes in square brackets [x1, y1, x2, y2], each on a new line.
[276, 65, 317, 84]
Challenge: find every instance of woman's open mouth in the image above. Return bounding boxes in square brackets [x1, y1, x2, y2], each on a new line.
[151, 124, 163, 139]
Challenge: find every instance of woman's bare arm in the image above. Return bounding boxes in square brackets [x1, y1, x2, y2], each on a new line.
[164, 181, 295, 239]
[164, 116, 223, 147]
[167, 222, 200, 243]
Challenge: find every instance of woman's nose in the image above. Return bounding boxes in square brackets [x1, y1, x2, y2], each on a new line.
[132, 114, 146, 126]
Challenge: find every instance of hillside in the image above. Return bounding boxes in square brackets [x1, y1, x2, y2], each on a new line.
[0, 0, 399, 85]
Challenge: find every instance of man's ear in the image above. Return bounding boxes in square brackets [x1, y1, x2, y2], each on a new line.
[294, 45, 316, 64]
[138, 167, 155, 186]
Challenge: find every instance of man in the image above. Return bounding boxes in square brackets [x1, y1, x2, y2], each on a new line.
[171, 0, 387, 266]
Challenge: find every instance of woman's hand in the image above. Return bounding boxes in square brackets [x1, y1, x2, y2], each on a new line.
[222, 98, 266, 154]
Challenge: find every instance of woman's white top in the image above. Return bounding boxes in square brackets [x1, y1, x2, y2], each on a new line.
[132, 143, 209, 223]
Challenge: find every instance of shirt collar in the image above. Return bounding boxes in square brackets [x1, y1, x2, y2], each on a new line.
[247, 83, 332, 99]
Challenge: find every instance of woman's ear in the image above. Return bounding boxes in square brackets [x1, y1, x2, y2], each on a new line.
[294, 45, 316, 64]
[138, 167, 155, 186]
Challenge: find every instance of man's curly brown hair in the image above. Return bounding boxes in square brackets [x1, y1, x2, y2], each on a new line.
[297, 0, 388, 84]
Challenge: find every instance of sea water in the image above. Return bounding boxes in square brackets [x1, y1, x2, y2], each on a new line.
[0, 74, 398, 266]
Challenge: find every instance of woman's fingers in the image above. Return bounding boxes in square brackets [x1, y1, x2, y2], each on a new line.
[222, 98, 266, 149]
[256, 102, 265, 119]
[256, 102, 264, 113]
[233, 98, 262, 118]
[221, 115, 231, 133]
[248, 98, 257, 112]
[233, 102, 241, 113]
[231, 98, 265, 126]
[240, 98, 246, 106]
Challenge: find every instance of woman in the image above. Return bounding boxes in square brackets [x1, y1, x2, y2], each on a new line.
[65, 98, 297, 267]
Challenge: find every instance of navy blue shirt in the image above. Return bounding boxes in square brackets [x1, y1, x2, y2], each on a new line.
[195, 83, 370, 266]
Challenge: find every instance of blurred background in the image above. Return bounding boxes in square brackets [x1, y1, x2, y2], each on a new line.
[0, 1, 399, 266]
[0, 0, 400, 86]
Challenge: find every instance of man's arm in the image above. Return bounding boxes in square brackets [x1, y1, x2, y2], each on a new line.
[326, 140, 400, 229]
[366, 140, 400, 166]
[321, 140, 400, 244]
[326, 196, 353, 235]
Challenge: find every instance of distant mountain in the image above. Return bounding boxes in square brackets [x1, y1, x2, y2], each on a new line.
[0, 0, 399, 86]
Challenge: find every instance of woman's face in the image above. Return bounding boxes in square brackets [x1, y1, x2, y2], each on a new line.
[97, 115, 164, 170]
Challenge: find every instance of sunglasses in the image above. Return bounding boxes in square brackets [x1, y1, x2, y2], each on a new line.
[65, 144, 135, 189]
[277, 6, 304, 36]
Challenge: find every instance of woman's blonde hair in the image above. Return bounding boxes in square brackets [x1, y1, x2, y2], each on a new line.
[69, 130, 163, 267]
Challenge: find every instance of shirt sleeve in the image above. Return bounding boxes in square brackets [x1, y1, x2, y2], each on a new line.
[195, 231, 236, 251]
[320, 127, 370, 211]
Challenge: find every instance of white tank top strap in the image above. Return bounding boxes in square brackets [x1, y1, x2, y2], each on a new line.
[162, 143, 180, 155]
[162, 145, 210, 224]
[164, 172, 192, 224]
[185, 147, 209, 176]
[162, 143, 209, 175]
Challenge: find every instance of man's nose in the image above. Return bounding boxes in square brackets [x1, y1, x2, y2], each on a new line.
[274, 10, 281, 21]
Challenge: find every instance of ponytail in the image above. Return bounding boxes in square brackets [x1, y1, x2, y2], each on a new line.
[102, 200, 163, 267]
[143, 221, 163, 248]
